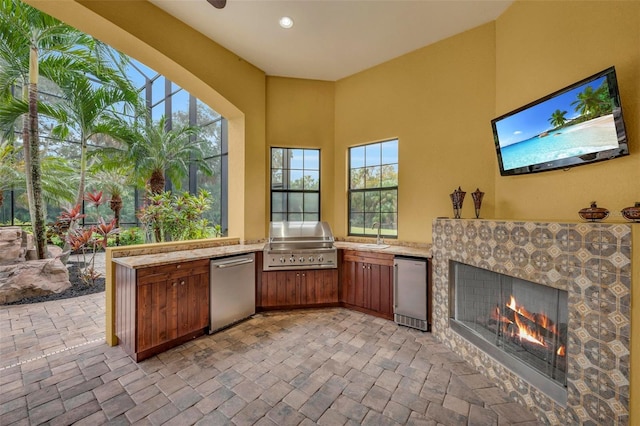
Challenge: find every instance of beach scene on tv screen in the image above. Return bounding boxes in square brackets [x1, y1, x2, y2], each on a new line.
[496, 75, 620, 171]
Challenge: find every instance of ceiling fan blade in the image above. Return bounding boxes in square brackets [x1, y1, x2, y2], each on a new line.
[207, 0, 226, 9]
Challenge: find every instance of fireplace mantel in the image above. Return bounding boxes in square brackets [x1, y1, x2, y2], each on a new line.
[431, 219, 633, 425]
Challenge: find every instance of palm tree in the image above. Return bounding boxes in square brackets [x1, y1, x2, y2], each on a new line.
[0, 139, 21, 210]
[0, 139, 76, 217]
[114, 115, 212, 195]
[44, 68, 141, 207]
[91, 164, 132, 245]
[0, 0, 97, 258]
[548, 109, 568, 128]
[571, 85, 607, 119]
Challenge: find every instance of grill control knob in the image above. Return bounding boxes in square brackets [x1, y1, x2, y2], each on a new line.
[308, 256, 314, 262]
[299, 257, 305, 263]
[279, 257, 285, 263]
[289, 257, 295, 263]
[318, 255, 324, 262]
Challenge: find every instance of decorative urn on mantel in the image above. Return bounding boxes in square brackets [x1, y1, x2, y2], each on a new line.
[578, 201, 609, 222]
[621, 202, 640, 222]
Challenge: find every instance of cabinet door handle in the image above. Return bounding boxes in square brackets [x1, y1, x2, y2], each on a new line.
[362, 265, 366, 269]
[302, 273, 305, 277]
[180, 281, 185, 286]
[367, 265, 371, 269]
[176, 264, 181, 269]
[172, 282, 177, 287]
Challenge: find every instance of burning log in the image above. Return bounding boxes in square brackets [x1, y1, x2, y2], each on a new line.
[503, 296, 560, 346]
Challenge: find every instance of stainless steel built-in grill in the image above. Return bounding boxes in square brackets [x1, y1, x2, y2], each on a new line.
[263, 221, 338, 271]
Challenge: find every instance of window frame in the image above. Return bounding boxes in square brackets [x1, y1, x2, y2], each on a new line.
[270, 147, 321, 222]
[348, 139, 398, 238]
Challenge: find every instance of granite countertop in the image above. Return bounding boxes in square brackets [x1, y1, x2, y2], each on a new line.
[112, 243, 266, 269]
[334, 241, 432, 258]
[112, 240, 432, 270]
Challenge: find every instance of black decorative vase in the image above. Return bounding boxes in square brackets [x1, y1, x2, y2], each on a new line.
[449, 187, 466, 219]
[471, 188, 484, 219]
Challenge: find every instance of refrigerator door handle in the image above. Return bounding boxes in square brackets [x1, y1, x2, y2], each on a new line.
[393, 263, 399, 310]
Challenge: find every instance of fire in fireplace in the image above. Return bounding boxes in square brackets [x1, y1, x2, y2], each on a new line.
[450, 261, 568, 397]
[489, 294, 567, 384]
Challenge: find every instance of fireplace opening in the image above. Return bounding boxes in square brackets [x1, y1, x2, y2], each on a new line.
[449, 261, 568, 404]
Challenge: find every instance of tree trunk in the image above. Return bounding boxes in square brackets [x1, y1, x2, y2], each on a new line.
[148, 169, 165, 195]
[27, 47, 47, 260]
[75, 136, 88, 207]
[110, 195, 122, 246]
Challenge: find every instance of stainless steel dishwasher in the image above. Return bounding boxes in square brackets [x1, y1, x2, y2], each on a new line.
[209, 253, 255, 333]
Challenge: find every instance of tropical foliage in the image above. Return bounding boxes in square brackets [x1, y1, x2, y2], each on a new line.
[102, 115, 212, 195]
[52, 199, 120, 284]
[137, 189, 218, 243]
[0, 0, 99, 258]
[0, 0, 225, 255]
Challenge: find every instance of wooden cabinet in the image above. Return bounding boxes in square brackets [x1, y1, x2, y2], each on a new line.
[341, 250, 394, 320]
[116, 259, 210, 361]
[257, 269, 339, 309]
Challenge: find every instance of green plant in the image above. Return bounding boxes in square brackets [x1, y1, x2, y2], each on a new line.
[137, 189, 215, 242]
[108, 227, 144, 246]
[51, 196, 120, 285]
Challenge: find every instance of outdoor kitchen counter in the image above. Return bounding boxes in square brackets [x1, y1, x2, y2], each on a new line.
[111, 243, 265, 269]
[111, 242, 431, 269]
[334, 241, 432, 258]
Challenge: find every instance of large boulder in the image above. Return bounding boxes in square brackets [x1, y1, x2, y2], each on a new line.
[0, 227, 25, 264]
[0, 258, 71, 304]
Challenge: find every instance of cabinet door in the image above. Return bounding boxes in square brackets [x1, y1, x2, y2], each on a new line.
[342, 260, 357, 305]
[282, 271, 299, 305]
[137, 279, 179, 352]
[367, 264, 380, 312]
[299, 270, 315, 304]
[178, 272, 209, 336]
[377, 264, 394, 317]
[354, 262, 367, 308]
[260, 271, 300, 307]
[316, 270, 338, 304]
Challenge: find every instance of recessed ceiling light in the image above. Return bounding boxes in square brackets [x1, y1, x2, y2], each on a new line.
[279, 16, 294, 29]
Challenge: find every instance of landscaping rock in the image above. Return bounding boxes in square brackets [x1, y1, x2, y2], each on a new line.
[0, 258, 71, 304]
[0, 227, 24, 264]
[0, 227, 71, 304]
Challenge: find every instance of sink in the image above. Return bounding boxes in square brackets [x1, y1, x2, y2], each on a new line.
[356, 243, 390, 249]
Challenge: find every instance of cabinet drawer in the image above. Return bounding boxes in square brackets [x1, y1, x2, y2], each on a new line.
[137, 259, 210, 285]
[343, 250, 394, 266]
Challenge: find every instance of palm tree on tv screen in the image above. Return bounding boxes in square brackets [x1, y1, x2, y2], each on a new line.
[571, 82, 612, 119]
[548, 109, 568, 128]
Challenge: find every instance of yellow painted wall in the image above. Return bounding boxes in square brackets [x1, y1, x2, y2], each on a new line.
[27, 0, 268, 241]
[333, 23, 497, 242]
[265, 77, 336, 228]
[494, 1, 640, 221]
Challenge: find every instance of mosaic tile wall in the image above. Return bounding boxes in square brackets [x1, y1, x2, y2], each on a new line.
[431, 219, 632, 425]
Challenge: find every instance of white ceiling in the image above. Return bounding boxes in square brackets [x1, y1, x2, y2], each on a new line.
[150, 0, 513, 82]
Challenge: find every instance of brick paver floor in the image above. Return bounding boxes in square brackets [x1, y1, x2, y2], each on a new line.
[0, 290, 542, 425]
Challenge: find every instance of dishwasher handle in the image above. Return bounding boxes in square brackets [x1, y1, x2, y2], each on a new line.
[212, 257, 255, 269]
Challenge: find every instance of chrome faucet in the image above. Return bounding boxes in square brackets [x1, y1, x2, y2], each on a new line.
[371, 221, 383, 245]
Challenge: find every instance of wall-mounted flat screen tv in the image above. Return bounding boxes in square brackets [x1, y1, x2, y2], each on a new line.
[492, 67, 629, 176]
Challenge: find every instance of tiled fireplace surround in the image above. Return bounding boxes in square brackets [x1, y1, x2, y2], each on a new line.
[431, 219, 632, 425]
